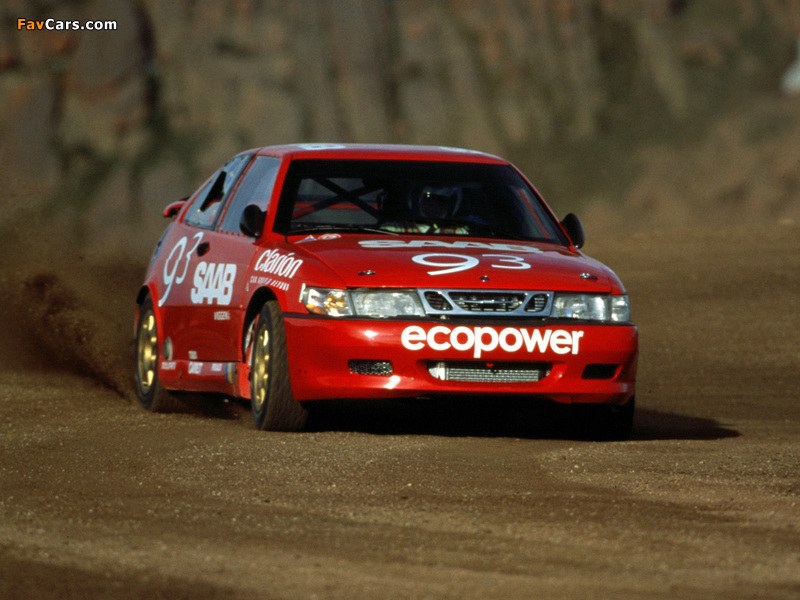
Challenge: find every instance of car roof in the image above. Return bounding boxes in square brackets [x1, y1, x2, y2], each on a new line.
[250, 143, 509, 164]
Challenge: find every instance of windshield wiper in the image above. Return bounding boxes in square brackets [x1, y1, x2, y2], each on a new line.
[398, 218, 537, 242]
[288, 224, 398, 236]
[473, 225, 542, 242]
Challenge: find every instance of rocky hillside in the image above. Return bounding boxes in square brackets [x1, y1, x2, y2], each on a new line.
[1, 0, 799, 256]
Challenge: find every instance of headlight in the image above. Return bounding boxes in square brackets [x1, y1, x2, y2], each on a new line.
[303, 288, 353, 317]
[609, 295, 631, 322]
[351, 290, 424, 317]
[302, 288, 424, 318]
[551, 294, 630, 322]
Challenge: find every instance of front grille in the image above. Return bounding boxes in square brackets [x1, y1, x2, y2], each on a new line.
[449, 292, 526, 313]
[525, 293, 549, 313]
[419, 289, 553, 317]
[427, 361, 550, 383]
[349, 360, 393, 376]
[423, 291, 452, 311]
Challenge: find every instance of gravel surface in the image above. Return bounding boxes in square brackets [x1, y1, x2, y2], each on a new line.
[1, 223, 798, 599]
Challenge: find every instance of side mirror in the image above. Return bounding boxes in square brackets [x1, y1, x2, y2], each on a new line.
[163, 198, 188, 219]
[240, 204, 266, 238]
[561, 213, 585, 249]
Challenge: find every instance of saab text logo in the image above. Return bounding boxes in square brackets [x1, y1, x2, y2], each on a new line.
[191, 262, 237, 305]
[17, 18, 118, 31]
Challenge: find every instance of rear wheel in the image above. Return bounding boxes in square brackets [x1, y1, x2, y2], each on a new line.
[135, 296, 182, 413]
[250, 301, 307, 431]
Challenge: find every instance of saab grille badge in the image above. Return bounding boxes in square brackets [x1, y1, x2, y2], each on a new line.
[580, 272, 598, 280]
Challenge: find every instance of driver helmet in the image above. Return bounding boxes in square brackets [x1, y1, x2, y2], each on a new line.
[418, 186, 461, 219]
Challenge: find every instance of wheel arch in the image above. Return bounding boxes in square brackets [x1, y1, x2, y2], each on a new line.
[136, 285, 152, 306]
[241, 286, 279, 360]
[134, 285, 162, 340]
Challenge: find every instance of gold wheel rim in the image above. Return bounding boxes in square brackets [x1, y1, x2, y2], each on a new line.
[252, 327, 270, 412]
[136, 312, 158, 394]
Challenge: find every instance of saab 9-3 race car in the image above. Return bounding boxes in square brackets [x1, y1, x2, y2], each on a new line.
[134, 144, 638, 439]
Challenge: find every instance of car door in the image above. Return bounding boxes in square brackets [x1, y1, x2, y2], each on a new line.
[182, 154, 282, 362]
[156, 153, 252, 364]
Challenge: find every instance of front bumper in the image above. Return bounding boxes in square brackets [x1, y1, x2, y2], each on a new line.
[284, 315, 638, 405]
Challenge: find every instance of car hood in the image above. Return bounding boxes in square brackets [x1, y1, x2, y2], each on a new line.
[289, 234, 624, 293]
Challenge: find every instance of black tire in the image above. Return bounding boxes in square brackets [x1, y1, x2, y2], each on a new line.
[575, 395, 635, 441]
[249, 300, 307, 431]
[134, 296, 182, 413]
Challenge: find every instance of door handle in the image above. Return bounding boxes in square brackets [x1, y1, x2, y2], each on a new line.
[197, 241, 210, 256]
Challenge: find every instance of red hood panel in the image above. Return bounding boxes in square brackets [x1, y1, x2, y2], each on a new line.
[289, 235, 620, 293]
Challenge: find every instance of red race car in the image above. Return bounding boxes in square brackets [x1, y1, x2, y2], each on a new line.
[134, 144, 637, 439]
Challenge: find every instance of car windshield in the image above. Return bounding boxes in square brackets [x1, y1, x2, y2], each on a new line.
[276, 159, 567, 244]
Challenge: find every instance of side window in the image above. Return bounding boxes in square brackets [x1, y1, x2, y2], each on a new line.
[218, 156, 281, 234]
[183, 153, 252, 229]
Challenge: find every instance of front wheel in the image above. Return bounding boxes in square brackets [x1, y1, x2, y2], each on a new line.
[250, 301, 307, 431]
[134, 296, 182, 413]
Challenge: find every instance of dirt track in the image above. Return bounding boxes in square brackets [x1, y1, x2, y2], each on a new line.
[1, 222, 798, 599]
